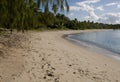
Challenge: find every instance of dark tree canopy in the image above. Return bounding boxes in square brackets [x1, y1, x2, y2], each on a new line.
[0, 0, 120, 33]
[0, 0, 69, 32]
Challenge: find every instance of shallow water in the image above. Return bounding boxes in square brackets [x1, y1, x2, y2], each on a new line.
[68, 30, 120, 55]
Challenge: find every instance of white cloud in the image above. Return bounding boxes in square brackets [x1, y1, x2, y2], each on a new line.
[74, 0, 100, 20]
[106, 2, 117, 6]
[77, 0, 100, 4]
[96, 6, 104, 11]
[70, 6, 81, 11]
[117, 5, 120, 8]
[69, 13, 74, 16]
[98, 13, 120, 24]
[69, 0, 120, 24]
[84, 16, 90, 19]
[77, 2, 94, 11]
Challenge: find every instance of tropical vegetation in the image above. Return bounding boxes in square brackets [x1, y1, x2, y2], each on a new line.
[0, 0, 120, 33]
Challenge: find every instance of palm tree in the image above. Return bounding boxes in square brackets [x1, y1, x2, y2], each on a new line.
[37, 0, 69, 13]
[0, 0, 69, 32]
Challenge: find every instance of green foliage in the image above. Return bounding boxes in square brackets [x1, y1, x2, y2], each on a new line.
[0, 0, 38, 32]
[64, 19, 120, 30]
[0, 0, 120, 32]
[37, 0, 69, 13]
[0, 0, 69, 32]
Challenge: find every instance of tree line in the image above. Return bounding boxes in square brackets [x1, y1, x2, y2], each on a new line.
[0, 0, 69, 32]
[64, 19, 120, 30]
[0, 0, 120, 33]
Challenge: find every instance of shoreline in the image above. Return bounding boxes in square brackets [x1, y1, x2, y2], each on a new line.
[64, 31, 120, 61]
[0, 30, 120, 82]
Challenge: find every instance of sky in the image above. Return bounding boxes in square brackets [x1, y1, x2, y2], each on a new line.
[66, 0, 120, 24]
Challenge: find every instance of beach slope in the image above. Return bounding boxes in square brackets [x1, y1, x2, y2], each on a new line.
[0, 30, 120, 82]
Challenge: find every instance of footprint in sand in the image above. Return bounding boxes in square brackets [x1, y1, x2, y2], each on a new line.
[32, 73, 36, 78]
[0, 75, 2, 80]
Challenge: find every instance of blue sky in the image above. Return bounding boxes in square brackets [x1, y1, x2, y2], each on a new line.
[66, 0, 120, 24]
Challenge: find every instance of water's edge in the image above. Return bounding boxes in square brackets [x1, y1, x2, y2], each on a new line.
[63, 31, 120, 61]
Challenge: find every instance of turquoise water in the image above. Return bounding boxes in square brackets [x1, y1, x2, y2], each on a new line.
[68, 30, 120, 55]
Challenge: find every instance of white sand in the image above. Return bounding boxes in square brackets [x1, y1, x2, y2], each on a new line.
[0, 30, 120, 82]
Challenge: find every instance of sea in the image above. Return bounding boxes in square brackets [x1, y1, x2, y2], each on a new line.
[66, 30, 120, 60]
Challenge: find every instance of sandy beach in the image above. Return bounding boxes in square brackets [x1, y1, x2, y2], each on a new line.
[0, 30, 120, 82]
